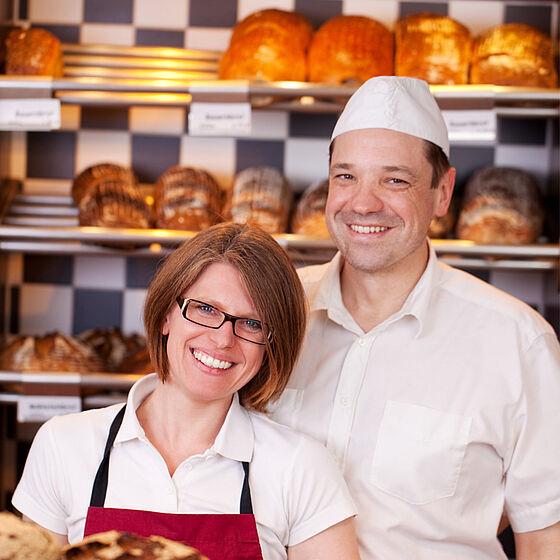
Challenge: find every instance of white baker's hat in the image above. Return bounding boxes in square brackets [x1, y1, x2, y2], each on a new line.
[331, 76, 450, 157]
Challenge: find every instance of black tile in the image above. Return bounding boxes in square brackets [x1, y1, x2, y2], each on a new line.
[84, 0, 133, 24]
[23, 254, 73, 284]
[295, 0, 342, 28]
[498, 117, 547, 145]
[189, 0, 237, 28]
[18, 0, 26, 20]
[463, 268, 490, 283]
[72, 289, 123, 333]
[81, 107, 129, 130]
[505, 4, 553, 35]
[35, 25, 80, 44]
[543, 193, 559, 241]
[235, 139, 285, 174]
[9, 286, 19, 334]
[131, 135, 180, 183]
[16, 440, 31, 478]
[126, 257, 161, 289]
[449, 145, 495, 194]
[544, 304, 559, 337]
[399, 2, 448, 18]
[289, 113, 338, 138]
[26, 131, 76, 180]
[136, 29, 184, 48]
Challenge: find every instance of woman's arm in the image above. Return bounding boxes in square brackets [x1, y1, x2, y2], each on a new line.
[22, 514, 69, 546]
[287, 517, 360, 560]
[514, 520, 560, 560]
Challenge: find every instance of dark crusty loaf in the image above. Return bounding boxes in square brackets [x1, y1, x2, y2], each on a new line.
[224, 167, 292, 234]
[118, 345, 154, 375]
[154, 165, 222, 231]
[308, 15, 393, 84]
[456, 166, 544, 245]
[5, 28, 63, 76]
[395, 13, 472, 85]
[64, 531, 208, 560]
[470, 23, 557, 88]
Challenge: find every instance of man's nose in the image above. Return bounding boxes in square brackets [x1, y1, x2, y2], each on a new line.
[351, 181, 384, 214]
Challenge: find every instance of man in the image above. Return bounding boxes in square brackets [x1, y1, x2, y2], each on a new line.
[270, 76, 560, 559]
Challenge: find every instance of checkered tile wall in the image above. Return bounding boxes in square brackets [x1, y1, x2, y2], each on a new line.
[2, 0, 559, 337]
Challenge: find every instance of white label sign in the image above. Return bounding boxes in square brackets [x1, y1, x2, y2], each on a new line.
[188, 102, 251, 136]
[442, 110, 496, 142]
[17, 395, 81, 423]
[0, 99, 61, 130]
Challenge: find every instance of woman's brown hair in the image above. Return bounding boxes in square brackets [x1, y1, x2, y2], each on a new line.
[143, 222, 307, 412]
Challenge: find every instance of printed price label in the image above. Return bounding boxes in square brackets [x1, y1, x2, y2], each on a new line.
[442, 110, 496, 142]
[0, 98, 61, 130]
[188, 102, 251, 136]
[17, 395, 81, 423]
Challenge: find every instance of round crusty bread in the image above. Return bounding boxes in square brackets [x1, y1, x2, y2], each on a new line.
[0, 511, 62, 560]
[291, 179, 330, 237]
[63, 531, 208, 560]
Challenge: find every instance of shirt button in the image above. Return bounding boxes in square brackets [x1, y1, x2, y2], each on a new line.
[184, 463, 193, 471]
[167, 486, 174, 494]
[340, 396, 351, 407]
[357, 337, 366, 346]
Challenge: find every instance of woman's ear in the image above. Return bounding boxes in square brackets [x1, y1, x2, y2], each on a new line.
[162, 314, 170, 336]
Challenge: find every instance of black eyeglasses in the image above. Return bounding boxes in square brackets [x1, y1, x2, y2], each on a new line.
[176, 298, 271, 346]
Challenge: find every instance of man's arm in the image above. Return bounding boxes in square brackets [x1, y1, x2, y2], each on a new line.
[514, 521, 560, 560]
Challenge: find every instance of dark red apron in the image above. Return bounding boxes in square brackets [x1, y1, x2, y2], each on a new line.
[83, 405, 263, 560]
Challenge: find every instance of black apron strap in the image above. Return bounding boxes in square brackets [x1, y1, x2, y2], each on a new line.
[240, 460, 253, 514]
[89, 405, 126, 507]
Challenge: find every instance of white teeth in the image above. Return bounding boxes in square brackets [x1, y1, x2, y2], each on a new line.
[193, 350, 232, 370]
[350, 225, 388, 234]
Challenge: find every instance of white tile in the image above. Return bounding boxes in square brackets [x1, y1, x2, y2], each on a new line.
[20, 285, 73, 335]
[122, 289, 148, 335]
[179, 135, 236, 189]
[343, 0, 399, 30]
[134, 0, 189, 29]
[74, 256, 126, 289]
[129, 107, 185, 135]
[185, 28, 230, 52]
[80, 24, 135, 47]
[238, 0, 295, 21]
[75, 130, 131, 176]
[60, 105, 81, 131]
[284, 137, 330, 192]
[449, 1, 504, 35]
[494, 145, 549, 188]
[28, 0, 83, 24]
[249, 111, 289, 139]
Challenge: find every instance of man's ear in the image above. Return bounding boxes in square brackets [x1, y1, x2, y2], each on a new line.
[434, 167, 456, 217]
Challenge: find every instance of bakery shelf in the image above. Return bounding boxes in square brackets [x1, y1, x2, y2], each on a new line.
[0, 370, 141, 390]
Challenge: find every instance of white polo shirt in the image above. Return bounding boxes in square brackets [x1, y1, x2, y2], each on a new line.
[13, 374, 356, 559]
[270, 243, 560, 560]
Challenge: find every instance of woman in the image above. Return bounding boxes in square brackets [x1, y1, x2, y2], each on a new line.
[13, 222, 359, 560]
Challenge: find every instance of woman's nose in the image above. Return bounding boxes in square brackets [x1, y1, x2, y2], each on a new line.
[210, 319, 236, 347]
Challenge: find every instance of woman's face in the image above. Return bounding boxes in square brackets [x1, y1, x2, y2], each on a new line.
[162, 261, 265, 408]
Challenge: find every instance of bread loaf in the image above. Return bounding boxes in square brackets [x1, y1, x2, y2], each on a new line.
[456, 166, 544, 244]
[64, 530, 208, 560]
[72, 163, 152, 229]
[395, 13, 472, 85]
[154, 166, 222, 231]
[470, 23, 557, 88]
[224, 167, 292, 233]
[5, 28, 63, 76]
[118, 346, 154, 375]
[219, 9, 312, 81]
[308, 15, 393, 84]
[291, 179, 330, 237]
[0, 332, 104, 373]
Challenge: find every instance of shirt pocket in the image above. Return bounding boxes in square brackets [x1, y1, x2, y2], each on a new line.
[371, 400, 472, 505]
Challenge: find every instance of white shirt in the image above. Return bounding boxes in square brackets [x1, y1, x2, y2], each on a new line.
[270, 242, 560, 560]
[13, 374, 356, 559]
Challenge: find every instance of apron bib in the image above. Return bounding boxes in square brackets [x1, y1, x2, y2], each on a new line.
[83, 405, 263, 560]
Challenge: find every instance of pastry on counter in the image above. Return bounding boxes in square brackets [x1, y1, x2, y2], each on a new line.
[63, 530, 208, 560]
[0, 511, 62, 560]
[224, 166, 292, 234]
[291, 179, 330, 237]
[470, 23, 558, 88]
[395, 13, 472, 85]
[154, 165, 223, 231]
[72, 163, 152, 230]
[307, 15, 393, 84]
[5, 27, 63, 77]
[456, 166, 544, 245]
[219, 9, 312, 81]
[0, 332, 104, 373]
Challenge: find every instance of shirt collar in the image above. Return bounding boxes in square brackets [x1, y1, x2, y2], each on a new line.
[310, 240, 440, 337]
[115, 374, 255, 462]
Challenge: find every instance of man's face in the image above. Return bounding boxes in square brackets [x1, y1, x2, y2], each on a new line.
[326, 128, 454, 275]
